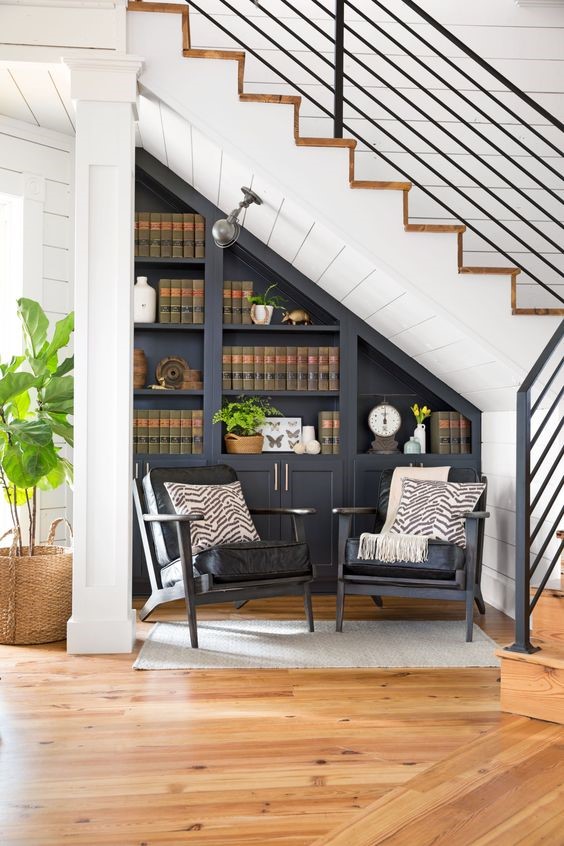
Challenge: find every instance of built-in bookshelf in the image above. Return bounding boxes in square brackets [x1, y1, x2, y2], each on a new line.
[132, 153, 482, 594]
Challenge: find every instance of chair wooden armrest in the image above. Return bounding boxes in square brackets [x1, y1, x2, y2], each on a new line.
[464, 511, 490, 520]
[333, 507, 378, 515]
[250, 507, 316, 516]
[143, 512, 204, 522]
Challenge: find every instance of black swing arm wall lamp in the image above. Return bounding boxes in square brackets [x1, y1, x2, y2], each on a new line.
[212, 186, 263, 249]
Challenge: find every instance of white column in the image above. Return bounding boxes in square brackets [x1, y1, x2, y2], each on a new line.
[65, 57, 142, 653]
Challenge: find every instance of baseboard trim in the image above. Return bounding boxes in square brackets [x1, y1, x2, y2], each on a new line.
[67, 610, 137, 654]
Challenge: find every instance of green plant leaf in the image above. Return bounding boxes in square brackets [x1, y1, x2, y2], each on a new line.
[2, 446, 36, 488]
[54, 355, 74, 377]
[0, 355, 25, 376]
[17, 298, 48, 358]
[28, 357, 50, 379]
[2, 484, 34, 507]
[47, 414, 74, 447]
[36, 458, 67, 491]
[22, 443, 58, 481]
[3, 390, 31, 422]
[0, 372, 37, 406]
[4, 419, 52, 446]
[41, 375, 74, 413]
[42, 312, 74, 362]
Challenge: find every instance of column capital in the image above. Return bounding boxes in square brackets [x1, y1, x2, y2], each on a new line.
[63, 54, 144, 103]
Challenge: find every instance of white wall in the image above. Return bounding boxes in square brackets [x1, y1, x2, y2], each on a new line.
[0, 115, 73, 544]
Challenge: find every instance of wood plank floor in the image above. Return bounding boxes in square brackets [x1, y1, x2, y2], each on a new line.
[0, 595, 546, 846]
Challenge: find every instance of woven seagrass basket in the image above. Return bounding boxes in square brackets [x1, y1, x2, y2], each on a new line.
[0, 519, 73, 645]
[224, 433, 264, 454]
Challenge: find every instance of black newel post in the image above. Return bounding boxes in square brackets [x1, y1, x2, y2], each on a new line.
[334, 0, 344, 137]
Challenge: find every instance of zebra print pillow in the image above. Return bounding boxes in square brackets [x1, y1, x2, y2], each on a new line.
[389, 478, 485, 548]
[164, 480, 259, 555]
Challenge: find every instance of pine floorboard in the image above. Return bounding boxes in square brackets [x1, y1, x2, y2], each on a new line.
[0, 595, 549, 846]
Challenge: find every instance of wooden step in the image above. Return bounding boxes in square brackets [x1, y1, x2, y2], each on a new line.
[311, 717, 564, 845]
[496, 642, 564, 725]
[531, 587, 564, 645]
[296, 136, 357, 149]
[512, 308, 564, 316]
[351, 179, 412, 191]
[459, 265, 520, 276]
[405, 223, 466, 234]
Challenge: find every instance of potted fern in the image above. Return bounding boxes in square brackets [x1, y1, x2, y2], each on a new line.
[247, 284, 286, 325]
[0, 298, 74, 644]
[213, 395, 280, 453]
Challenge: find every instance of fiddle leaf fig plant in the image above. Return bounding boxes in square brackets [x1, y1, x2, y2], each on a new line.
[0, 298, 74, 555]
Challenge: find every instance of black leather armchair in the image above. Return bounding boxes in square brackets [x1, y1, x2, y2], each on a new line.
[333, 467, 489, 641]
[133, 464, 316, 647]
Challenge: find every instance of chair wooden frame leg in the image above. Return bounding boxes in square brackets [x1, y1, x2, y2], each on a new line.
[303, 583, 314, 632]
[371, 595, 383, 607]
[336, 579, 345, 632]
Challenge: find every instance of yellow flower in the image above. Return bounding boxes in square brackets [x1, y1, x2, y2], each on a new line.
[411, 403, 419, 415]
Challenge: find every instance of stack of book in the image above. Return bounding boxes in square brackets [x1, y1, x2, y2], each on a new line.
[318, 411, 340, 454]
[158, 279, 205, 323]
[223, 281, 254, 324]
[133, 409, 204, 454]
[222, 346, 340, 391]
[135, 212, 205, 258]
[430, 411, 472, 454]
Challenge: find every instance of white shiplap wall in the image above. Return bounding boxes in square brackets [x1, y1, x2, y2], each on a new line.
[0, 115, 73, 544]
[184, 0, 564, 310]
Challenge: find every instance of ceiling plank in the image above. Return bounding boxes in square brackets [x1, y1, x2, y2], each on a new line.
[0, 68, 37, 125]
[8, 65, 74, 134]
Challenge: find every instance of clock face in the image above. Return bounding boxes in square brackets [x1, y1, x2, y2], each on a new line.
[368, 403, 402, 437]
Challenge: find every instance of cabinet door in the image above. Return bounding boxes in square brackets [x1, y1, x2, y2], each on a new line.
[282, 457, 343, 588]
[226, 457, 282, 539]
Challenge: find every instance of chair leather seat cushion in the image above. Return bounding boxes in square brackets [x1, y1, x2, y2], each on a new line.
[344, 537, 465, 581]
[161, 540, 312, 588]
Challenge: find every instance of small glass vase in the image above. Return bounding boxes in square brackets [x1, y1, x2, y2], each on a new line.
[413, 423, 426, 454]
[404, 437, 421, 455]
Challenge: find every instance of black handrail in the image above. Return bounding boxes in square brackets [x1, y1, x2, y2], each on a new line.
[186, 0, 564, 306]
[507, 319, 564, 654]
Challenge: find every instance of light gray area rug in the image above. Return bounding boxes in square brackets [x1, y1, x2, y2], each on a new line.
[134, 620, 499, 669]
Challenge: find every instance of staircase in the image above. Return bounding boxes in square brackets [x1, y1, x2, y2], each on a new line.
[128, 0, 563, 319]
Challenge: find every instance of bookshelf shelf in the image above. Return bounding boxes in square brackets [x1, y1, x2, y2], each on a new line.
[134, 389, 204, 396]
[222, 390, 339, 397]
[222, 324, 339, 333]
[134, 256, 205, 266]
[134, 323, 206, 331]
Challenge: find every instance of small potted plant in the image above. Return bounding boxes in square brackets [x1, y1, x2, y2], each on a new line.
[410, 402, 431, 454]
[247, 284, 286, 325]
[0, 298, 74, 644]
[213, 395, 281, 453]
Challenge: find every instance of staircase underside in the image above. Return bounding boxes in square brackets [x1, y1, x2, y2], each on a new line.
[129, 1, 563, 318]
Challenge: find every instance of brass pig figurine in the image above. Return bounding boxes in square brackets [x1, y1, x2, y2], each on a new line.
[281, 308, 313, 325]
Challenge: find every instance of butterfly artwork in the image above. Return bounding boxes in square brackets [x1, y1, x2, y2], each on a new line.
[259, 417, 303, 451]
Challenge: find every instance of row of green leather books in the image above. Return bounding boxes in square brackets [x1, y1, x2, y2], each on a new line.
[135, 212, 205, 258]
[429, 411, 472, 454]
[318, 411, 340, 454]
[223, 280, 254, 324]
[157, 279, 205, 324]
[222, 346, 340, 392]
[133, 409, 204, 454]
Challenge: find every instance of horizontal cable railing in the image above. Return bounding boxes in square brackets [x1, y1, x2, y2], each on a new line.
[508, 319, 564, 654]
[184, 0, 563, 308]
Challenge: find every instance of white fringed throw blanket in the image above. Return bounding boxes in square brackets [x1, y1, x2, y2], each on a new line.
[358, 466, 450, 563]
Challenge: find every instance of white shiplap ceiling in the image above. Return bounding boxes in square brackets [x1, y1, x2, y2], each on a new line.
[0, 63, 74, 134]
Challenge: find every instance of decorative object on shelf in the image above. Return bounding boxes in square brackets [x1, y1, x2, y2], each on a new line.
[133, 276, 157, 323]
[0, 298, 74, 645]
[281, 308, 313, 326]
[301, 425, 316, 444]
[222, 345, 339, 391]
[404, 437, 421, 455]
[305, 439, 321, 455]
[212, 186, 262, 249]
[213, 395, 281, 454]
[318, 411, 340, 454]
[247, 284, 287, 325]
[155, 355, 190, 389]
[410, 403, 431, 454]
[367, 401, 401, 453]
[133, 348, 147, 388]
[257, 416, 303, 452]
[293, 442, 306, 455]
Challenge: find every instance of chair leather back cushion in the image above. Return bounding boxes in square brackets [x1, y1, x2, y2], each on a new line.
[374, 466, 481, 531]
[143, 464, 238, 567]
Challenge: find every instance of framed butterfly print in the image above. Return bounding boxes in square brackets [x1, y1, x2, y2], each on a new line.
[258, 417, 302, 452]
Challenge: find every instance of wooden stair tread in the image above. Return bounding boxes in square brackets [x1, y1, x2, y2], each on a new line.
[513, 308, 564, 316]
[496, 641, 564, 669]
[296, 136, 357, 149]
[239, 93, 301, 106]
[459, 266, 520, 276]
[351, 179, 412, 191]
[184, 48, 245, 62]
[128, 1, 185, 12]
[405, 223, 466, 234]
[311, 717, 564, 846]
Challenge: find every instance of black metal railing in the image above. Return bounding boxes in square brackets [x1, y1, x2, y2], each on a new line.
[186, 0, 564, 309]
[508, 319, 564, 654]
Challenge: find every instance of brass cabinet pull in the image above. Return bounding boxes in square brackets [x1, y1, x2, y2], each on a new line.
[274, 462, 278, 491]
[285, 462, 289, 492]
